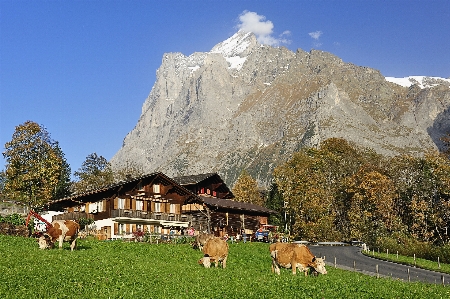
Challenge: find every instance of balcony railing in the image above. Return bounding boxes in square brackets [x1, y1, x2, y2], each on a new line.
[53, 212, 94, 221]
[51, 210, 191, 224]
[111, 209, 191, 222]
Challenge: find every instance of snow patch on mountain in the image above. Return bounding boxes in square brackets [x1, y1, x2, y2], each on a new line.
[386, 76, 450, 88]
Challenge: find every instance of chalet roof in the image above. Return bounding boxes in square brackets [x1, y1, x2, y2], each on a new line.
[199, 196, 276, 214]
[173, 173, 218, 185]
[48, 172, 196, 210]
[173, 173, 234, 199]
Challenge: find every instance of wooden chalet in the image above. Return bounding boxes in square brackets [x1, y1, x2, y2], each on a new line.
[174, 173, 275, 237]
[48, 172, 196, 240]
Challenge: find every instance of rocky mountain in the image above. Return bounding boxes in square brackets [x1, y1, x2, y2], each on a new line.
[110, 31, 450, 187]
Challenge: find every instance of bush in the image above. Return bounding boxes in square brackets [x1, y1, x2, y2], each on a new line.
[0, 213, 25, 226]
[375, 233, 450, 263]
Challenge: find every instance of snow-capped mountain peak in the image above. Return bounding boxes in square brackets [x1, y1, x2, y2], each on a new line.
[210, 30, 258, 70]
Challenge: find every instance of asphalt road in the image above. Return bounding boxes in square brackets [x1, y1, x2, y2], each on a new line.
[307, 245, 450, 286]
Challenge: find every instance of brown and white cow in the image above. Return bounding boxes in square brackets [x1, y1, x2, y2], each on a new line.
[194, 232, 215, 251]
[271, 243, 327, 276]
[198, 237, 229, 268]
[38, 220, 80, 251]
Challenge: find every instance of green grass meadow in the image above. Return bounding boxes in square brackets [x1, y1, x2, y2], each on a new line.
[0, 235, 448, 299]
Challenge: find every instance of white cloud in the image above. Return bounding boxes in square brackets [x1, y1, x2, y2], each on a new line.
[309, 31, 323, 40]
[236, 11, 291, 46]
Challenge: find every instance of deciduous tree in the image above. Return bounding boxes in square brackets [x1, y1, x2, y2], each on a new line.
[72, 153, 114, 194]
[232, 170, 263, 205]
[2, 121, 65, 209]
[113, 160, 144, 182]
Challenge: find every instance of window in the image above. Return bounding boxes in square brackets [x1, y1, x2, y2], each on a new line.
[170, 204, 176, 214]
[153, 184, 160, 193]
[154, 202, 161, 212]
[88, 203, 97, 213]
[98, 201, 104, 212]
[118, 198, 125, 209]
[119, 223, 126, 234]
[136, 200, 143, 211]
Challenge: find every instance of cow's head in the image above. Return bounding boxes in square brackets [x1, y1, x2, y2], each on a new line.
[311, 257, 327, 274]
[198, 254, 211, 268]
[37, 234, 54, 250]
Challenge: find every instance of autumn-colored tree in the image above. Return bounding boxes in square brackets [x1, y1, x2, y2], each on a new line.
[72, 153, 114, 194]
[232, 170, 263, 205]
[345, 168, 401, 243]
[274, 137, 450, 245]
[2, 121, 65, 209]
[274, 138, 384, 241]
[113, 160, 144, 182]
[386, 151, 450, 243]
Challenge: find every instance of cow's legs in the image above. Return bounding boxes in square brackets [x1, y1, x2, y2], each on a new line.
[70, 238, 77, 251]
[292, 261, 297, 275]
[58, 235, 64, 249]
[222, 256, 227, 269]
[274, 264, 280, 275]
[214, 257, 219, 268]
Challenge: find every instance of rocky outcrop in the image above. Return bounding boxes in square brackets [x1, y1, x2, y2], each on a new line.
[111, 31, 450, 187]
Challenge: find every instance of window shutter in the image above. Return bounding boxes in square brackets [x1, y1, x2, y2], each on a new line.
[114, 223, 119, 234]
[114, 198, 118, 209]
[131, 199, 136, 210]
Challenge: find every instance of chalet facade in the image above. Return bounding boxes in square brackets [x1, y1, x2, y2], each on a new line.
[47, 172, 275, 240]
[48, 172, 195, 239]
[174, 173, 274, 237]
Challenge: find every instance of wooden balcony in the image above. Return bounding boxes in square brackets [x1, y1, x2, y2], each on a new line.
[51, 210, 191, 227]
[111, 209, 191, 223]
[52, 212, 94, 221]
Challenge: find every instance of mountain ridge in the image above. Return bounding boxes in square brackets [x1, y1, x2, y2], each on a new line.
[111, 31, 450, 187]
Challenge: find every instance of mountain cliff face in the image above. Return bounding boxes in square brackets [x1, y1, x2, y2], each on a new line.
[110, 31, 450, 187]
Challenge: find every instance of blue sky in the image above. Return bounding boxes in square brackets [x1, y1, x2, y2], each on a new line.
[1, 0, 449, 177]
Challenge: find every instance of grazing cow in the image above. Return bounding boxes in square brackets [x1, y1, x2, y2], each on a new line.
[198, 237, 229, 268]
[271, 243, 327, 276]
[194, 232, 215, 251]
[38, 220, 80, 251]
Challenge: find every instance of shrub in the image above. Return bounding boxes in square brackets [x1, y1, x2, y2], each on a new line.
[375, 233, 450, 263]
[0, 213, 25, 226]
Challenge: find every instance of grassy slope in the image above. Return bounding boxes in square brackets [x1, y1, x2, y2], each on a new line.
[0, 235, 448, 299]
[363, 251, 450, 275]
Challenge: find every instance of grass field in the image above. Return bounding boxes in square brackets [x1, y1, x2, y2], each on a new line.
[0, 235, 449, 299]
[363, 250, 450, 275]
